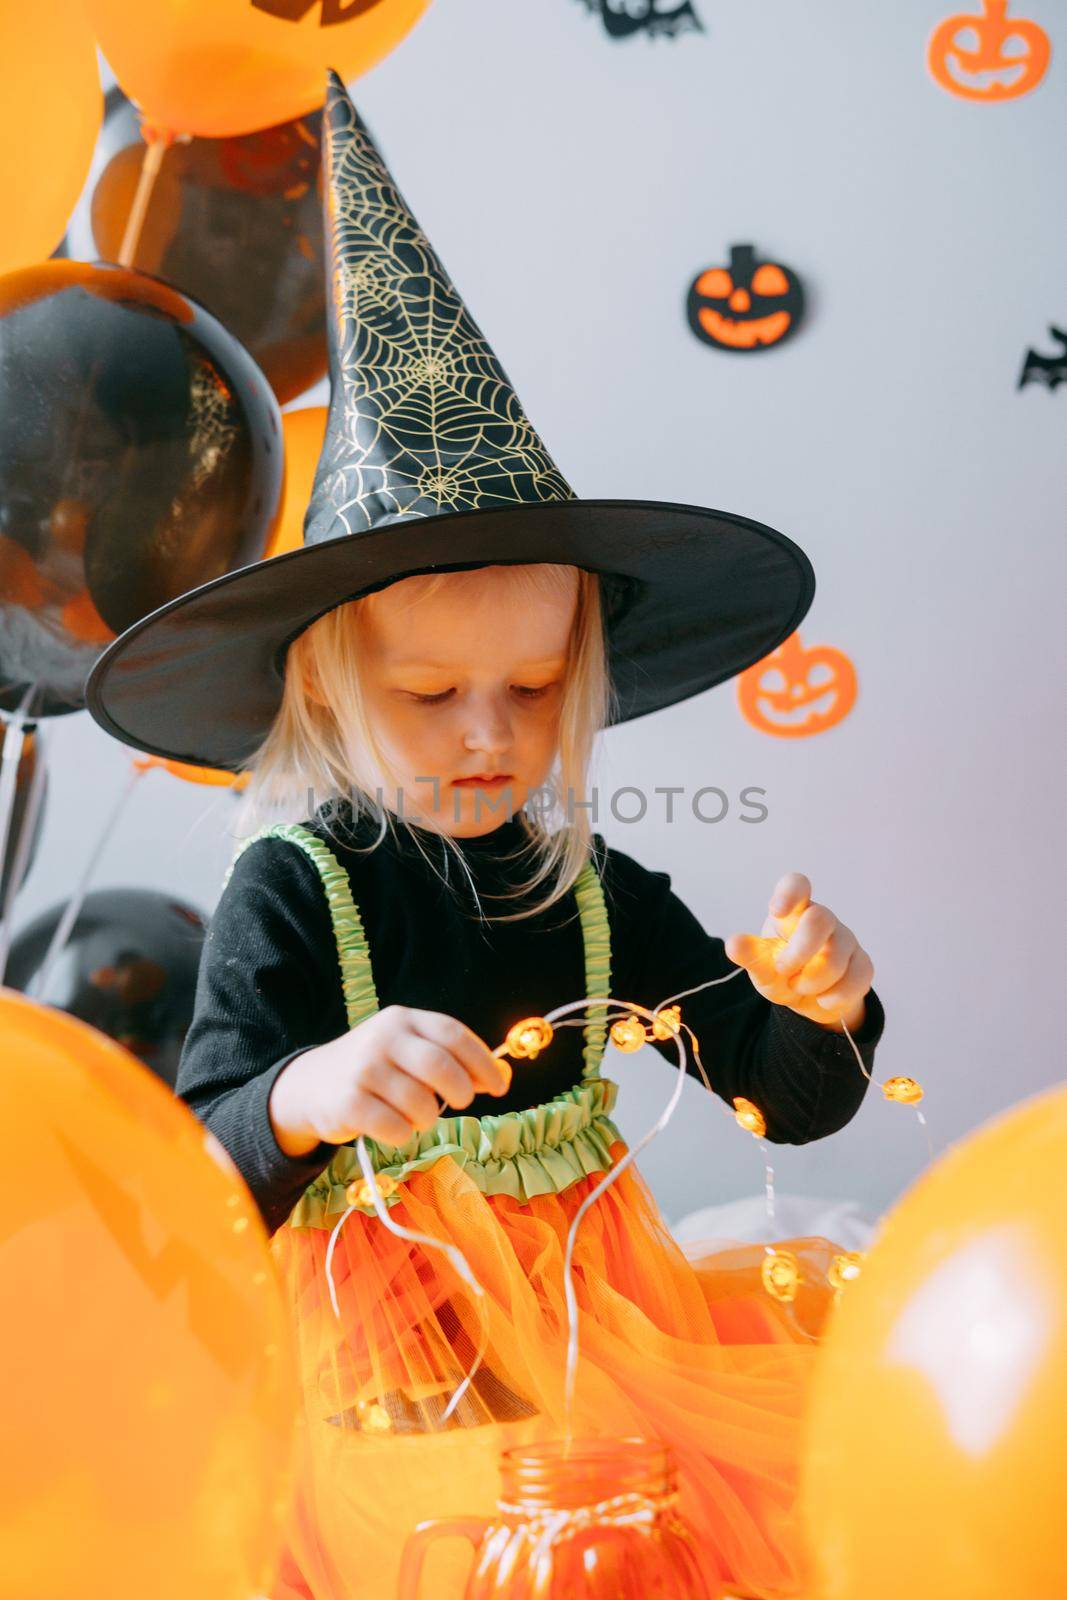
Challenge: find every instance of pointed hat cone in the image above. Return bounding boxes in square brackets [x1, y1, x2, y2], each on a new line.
[305, 70, 574, 544]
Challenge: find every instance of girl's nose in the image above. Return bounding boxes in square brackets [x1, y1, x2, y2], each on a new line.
[462, 695, 513, 754]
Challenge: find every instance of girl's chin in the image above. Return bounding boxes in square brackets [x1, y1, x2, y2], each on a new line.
[386, 781, 526, 835]
[448, 780, 522, 823]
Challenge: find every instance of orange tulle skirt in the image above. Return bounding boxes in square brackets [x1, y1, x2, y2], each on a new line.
[267, 1142, 841, 1600]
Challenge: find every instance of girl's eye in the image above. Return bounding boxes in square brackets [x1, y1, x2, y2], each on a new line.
[406, 684, 556, 704]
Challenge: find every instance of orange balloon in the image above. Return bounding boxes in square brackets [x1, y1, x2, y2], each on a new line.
[0, 989, 295, 1600]
[0, 532, 49, 609]
[85, 0, 434, 139]
[60, 586, 116, 645]
[802, 1083, 1067, 1600]
[266, 405, 329, 558]
[0, 0, 102, 274]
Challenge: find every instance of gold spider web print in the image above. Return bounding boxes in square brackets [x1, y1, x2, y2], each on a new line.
[306, 90, 575, 544]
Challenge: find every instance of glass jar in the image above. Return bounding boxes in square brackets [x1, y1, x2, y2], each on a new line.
[398, 1437, 719, 1598]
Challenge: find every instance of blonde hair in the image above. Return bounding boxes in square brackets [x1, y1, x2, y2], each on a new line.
[232, 564, 618, 923]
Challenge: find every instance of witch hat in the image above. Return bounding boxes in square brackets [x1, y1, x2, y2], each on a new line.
[85, 72, 815, 774]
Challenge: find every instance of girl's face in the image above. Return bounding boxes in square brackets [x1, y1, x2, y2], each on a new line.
[357, 566, 577, 837]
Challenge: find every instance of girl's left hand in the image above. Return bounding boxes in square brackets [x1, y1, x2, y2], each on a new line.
[724, 872, 874, 1031]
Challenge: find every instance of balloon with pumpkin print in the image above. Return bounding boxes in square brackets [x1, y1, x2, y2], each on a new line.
[0, 990, 296, 1600]
[927, 0, 1050, 102]
[737, 631, 857, 738]
[686, 245, 805, 353]
[85, 0, 433, 139]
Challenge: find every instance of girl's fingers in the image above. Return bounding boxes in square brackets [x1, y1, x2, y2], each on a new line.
[792, 928, 857, 996]
[815, 948, 875, 1010]
[346, 1088, 421, 1148]
[725, 932, 763, 967]
[360, 1057, 442, 1131]
[769, 871, 811, 919]
[408, 1008, 511, 1095]
[389, 1032, 477, 1110]
[774, 903, 837, 978]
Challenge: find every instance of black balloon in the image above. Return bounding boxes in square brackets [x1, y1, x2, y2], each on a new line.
[0, 720, 47, 908]
[63, 87, 327, 405]
[5, 887, 207, 1089]
[0, 259, 283, 716]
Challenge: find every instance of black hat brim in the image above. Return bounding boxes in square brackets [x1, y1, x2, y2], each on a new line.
[84, 498, 815, 773]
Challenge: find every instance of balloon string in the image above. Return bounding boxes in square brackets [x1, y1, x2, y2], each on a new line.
[29, 762, 148, 1003]
[0, 721, 48, 927]
[116, 128, 170, 269]
[0, 686, 37, 981]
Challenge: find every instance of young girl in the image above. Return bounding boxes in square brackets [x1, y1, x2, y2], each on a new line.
[86, 76, 885, 1600]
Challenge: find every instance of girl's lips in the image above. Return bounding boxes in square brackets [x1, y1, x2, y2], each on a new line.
[452, 775, 513, 787]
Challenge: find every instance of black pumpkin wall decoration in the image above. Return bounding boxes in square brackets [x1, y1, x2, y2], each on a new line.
[686, 245, 806, 353]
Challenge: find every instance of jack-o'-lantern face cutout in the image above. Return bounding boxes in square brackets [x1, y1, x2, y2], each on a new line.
[928, 0, 1050, 101]
[687, 244, 805, 353]
[738, 631, 857, 738]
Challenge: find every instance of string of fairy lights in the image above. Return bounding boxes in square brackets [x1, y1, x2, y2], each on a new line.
[493, 972, 926, 1313]
[326, 929, 925, 1429]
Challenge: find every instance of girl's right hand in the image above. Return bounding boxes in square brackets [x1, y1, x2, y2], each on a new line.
[268, 1005, 512, 1158]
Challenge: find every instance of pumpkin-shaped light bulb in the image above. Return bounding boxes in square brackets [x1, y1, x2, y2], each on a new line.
[650, 1004, 682, 1040]
[356, 1398, 393, 1434]
[504, 1017, 554, 1060]
[610, 1016, 649, 1053]
[345, 1173, 399, 1210]
[883, 1076, 924, 1106]
[761, 1249, 800, 1304]
[733, 1096, 767, 1138]
[828, 1251, 865, 1294]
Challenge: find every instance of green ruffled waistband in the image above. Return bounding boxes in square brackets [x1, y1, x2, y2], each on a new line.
[288, 1076, 623, 1230]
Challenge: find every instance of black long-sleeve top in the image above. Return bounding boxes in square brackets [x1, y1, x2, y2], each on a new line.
[177, 805, 886, 1233]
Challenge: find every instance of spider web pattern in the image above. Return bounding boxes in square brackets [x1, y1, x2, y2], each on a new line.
[305, 80, 575, 547]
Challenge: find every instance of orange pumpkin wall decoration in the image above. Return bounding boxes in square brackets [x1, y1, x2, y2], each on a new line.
[927, 0, 1050, 101]
[687, 244, 805, 354]
[737, 631, 857, 739]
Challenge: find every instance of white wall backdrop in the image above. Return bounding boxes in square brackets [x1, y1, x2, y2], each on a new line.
[12, 0, 1065, 1225]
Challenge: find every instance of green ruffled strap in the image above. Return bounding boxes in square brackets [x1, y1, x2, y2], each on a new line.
[225, 821, 618, 1228]
[574, 856, 611, 1083]
[226, 822, 381, 1030]
[227, 822, 611, 1074]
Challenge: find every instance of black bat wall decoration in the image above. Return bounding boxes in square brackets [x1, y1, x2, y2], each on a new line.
[578, 0, 704, 41]
[1018, 326, 1067, 392]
